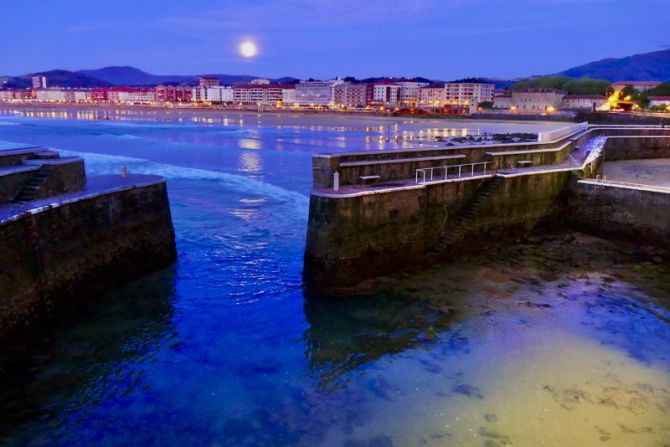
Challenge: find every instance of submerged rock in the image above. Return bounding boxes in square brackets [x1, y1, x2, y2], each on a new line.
[484, 413, 499, 423]
[452, 383, 484, 399]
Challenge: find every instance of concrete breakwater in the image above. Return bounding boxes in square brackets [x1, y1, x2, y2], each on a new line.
[0, 146, 176, 343]
[304, 124, 670, 294]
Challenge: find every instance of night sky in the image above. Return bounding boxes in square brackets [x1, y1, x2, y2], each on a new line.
[2, 0, 669, 79]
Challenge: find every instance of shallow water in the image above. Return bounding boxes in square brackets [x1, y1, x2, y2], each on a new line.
[0, 110, 668, 447]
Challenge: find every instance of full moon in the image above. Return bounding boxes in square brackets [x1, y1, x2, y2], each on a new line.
[240, 41, 258, 58]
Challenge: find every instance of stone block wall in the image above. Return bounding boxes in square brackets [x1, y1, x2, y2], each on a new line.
[567, 181, 670, 248]
[0, 180, 177, 341]
[0, 168, 38, 203]
[603, 136, 670, 161]
[304, 170, 572, 293]
[35, 159, 86, 199]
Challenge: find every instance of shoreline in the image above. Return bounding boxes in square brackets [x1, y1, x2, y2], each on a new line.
[0, 101, 574, 125]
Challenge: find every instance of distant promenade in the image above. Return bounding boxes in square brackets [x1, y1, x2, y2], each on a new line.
[0, 100, 575, 122]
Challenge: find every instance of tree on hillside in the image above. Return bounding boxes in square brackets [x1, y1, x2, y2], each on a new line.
[511, 76, 612, 96]
[648, 82, 670, 96]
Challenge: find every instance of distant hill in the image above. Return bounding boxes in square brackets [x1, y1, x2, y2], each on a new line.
[4, 70, 112, 89]
[78, 66, 272, 86]
[3, 66, 285, 88]
[359, 76, 435, 84]
[77, 66, 195, 86]
[557, 48, 670, 82]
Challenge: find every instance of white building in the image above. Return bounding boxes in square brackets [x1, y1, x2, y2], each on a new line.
[32, 76, 47, 89]
[35, 89, 67, 102]
[191, 86, 206, 102]
[294, 80, 338, 107]
[251, 78, 271, 85]
[493, 95, 513, 109]
[445, 82, 494, 112]
[372, 81, 401, 105]
[232, 83, 290, 105]
[561, 95, 607, 111]
[418, 84, 446, 107]
[206, 86, 233, 102]
[0, 90, 15, 102]
[511, 88, 565, 113]
[398, 81, 429, 105]
[282, 88, 296, 105]
[107, 88, 156, 103]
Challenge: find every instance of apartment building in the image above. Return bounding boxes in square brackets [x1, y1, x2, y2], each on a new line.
[511, 88, 565, 112]
[294, 80, 339, 106]
[191, 85, 232, 103]
[398, 81, 430, 105]
[445, 82, 494, 110]
[333, 82, 371, 107]
[233, 83, 292, 105]
[156, 85, 192, 102]
[371, 81, 401, 105]
[107, 87, 156, 103]
[418, 83, 446, 106]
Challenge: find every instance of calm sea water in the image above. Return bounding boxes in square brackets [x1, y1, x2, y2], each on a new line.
[0, 108, 669, 447]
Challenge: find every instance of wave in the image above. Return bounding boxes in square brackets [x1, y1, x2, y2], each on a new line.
[57, 149, 309, 208]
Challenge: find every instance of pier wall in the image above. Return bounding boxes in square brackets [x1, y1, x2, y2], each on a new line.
[567, 180, 670, 248]
[34, 159, 87, 199]
[304, 170, 572, 293]
[304, 126, 670, 294]
[0, 180, 177, 341]
[602, 136, 670, 161]
[0, 168, 37, 203]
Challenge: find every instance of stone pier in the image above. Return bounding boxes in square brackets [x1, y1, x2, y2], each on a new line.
[303, 124, 670, 294]
[0, 146, 176, 342]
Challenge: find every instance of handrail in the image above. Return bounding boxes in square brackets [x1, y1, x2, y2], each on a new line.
[416, 162, 491, 184]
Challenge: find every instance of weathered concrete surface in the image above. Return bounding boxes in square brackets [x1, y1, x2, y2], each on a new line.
[603, 136, 670, 161]
[0, 177, 177, 341]
[304, 170, 572, 293]
[567, 180, 670, 248]
[0, 167, 37, 203]
[486, 143, 571, 170]
[33, 159, 86, 199]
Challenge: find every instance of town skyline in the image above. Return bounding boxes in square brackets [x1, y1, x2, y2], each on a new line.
[2, 0, 669, 79]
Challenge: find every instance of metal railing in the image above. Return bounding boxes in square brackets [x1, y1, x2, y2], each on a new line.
[416, 162, 491, 184]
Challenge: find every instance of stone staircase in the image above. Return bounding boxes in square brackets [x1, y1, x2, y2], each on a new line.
[12, 165, 54, 204]
[426, 175, 505, 259]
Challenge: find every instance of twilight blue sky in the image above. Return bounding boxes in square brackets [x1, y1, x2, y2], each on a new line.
[2, 0, 669, 79]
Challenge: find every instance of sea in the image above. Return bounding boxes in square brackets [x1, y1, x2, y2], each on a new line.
[0, 106, 668, 447]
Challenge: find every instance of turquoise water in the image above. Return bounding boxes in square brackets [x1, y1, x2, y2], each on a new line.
[0, 109, 669, 447]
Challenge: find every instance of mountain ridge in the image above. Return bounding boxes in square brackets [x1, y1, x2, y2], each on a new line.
[3, 48, 669, 89]
[557, 48, 670, 82]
